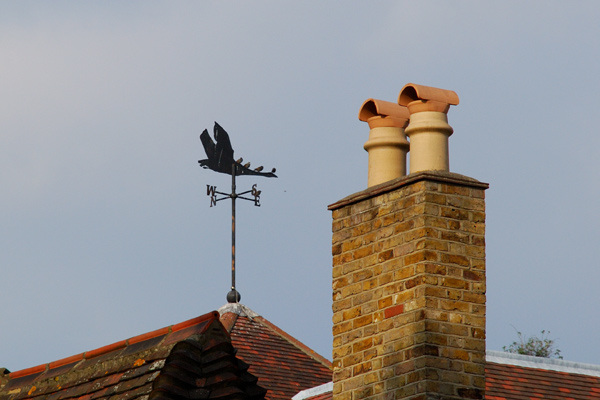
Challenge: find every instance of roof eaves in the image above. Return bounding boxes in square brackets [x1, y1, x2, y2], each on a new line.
[1, 311, 220, 395]
[486, 350, 600, 377]
[292, 381, 333, 400]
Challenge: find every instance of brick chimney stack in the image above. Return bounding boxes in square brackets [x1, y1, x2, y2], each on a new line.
[329, 84, 488, 400]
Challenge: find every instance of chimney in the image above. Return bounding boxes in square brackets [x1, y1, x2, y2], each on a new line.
[398, 83, 459, 174]
[358, 99, 410, 187]
[329, 85, 488, 400]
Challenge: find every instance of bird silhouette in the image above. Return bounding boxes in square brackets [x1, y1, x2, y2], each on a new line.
[198, 122, 277, 178]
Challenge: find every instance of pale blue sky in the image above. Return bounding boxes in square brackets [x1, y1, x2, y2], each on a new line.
[2, 2, 600, 371]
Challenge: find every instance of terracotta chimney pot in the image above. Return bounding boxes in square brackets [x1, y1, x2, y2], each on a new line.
[359, 99, 410, 187]
[398, 83, 459, 173]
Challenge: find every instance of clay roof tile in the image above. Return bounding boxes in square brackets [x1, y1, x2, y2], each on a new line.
[0, 311, 266, 400]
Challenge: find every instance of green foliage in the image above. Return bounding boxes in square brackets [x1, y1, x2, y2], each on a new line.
[503, 329, 563, 359]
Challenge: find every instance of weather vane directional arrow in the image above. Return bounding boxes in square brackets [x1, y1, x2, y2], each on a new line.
[198, 122, 277, 304]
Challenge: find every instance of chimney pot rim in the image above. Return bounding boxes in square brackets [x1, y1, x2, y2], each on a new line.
[359, 98, 409, 124]
[398, 83, 459, 109]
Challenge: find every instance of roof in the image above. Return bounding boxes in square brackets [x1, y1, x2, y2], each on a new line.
[218, 303, 332, 400]
[0, 304, 332, 400]
[0, 311, 266, 400]
[486, 351, 600, 399]
[292, 351, 600, 400]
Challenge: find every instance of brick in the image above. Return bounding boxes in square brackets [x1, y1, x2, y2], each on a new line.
[333, 321, 353, 336]
[408, 344, 439, 359]
[340, 329, 363, 345]
[353, 291, 374, 306]
[332, 265, 343, 279]
[362, 278, 378, 290]
[342, 260, 361, 275]
[378, 296, 392, 309]
[440, 206, 469, 220]
[363, 371, 379, 385]
[405, 227, 439, 242]
[377, 203, 394, 217]
[394, 242, 415, 257]
[364, 321, 378, 335]
[333, 276, 351, 290]
[463, 315, 485, 328]
[332, 229, 352, 244]
[353, 361, 373, 376]
[470, 188, 485, 199]
[342, 238, 363, 253]
[332, 243, 342, 256]
[441, 277, 468, 289]
[439, 299, 470, 312]
[423, 192, 447, 205]
[341, 282, 362, 298]
[333, 345, 352, 359]
[353, 269, 374, 283]
[342, 307, 361, 321]
[461, 221, 485, 235]
[353, 338, 373, 353]
[384, 304, 404, 319]
[378, 272, 393, 286]
[352, 385, 373, 398]
[342, 353, 363, 368]
[447, 288, 462, 300]
[353, 315, 373, 329]
[463, 270, 484, 282]
[363, 232, 378, 245]
[465, 245, 485, 258]
[332, 298, 352, 312]
[364, 353, 378, 369]
[382, 213, 401, 227]
[377, 226, 394, 240]
[423, 263, 447, 275]
[440, 253, 470, 267]
[404, 250, 438, 265]
[394, 219, 416, 234]
[471, 211, 486, 223]
[332, 207, 348, 219]
[353, 246, 374, 260]
[471, 327, 485, 339]
[378, 249, 394, 262]
[415, 239, 448, 251]
[333, 252, 354, 267]
[471, 234, 485, 246]
[350, 199, 373, 215]
[440, 184, 469, 196]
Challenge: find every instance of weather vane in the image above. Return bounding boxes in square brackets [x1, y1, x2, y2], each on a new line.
[198, 122, 277, 304]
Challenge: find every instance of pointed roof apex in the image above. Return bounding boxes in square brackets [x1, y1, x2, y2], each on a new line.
[218, 303, 261, 333]
[218, 302, 260, 318]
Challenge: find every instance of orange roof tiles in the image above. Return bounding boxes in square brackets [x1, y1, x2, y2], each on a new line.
[486, 361, 600, 399]
[218, 303, 332, 400]
[0, 311, 266, 400]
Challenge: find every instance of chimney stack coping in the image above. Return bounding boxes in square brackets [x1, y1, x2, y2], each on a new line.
[328, 170, 488, 211]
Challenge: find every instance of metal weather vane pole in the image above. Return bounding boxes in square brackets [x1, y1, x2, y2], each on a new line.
[198, 122, 276, 303]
